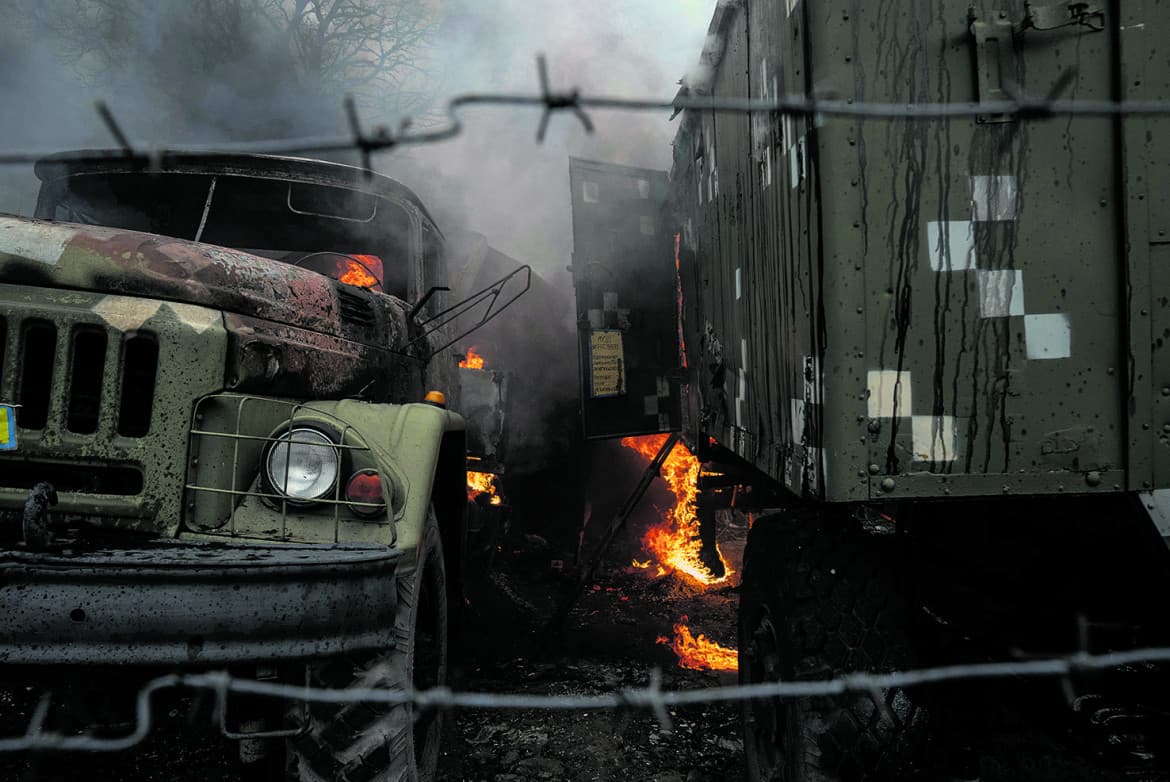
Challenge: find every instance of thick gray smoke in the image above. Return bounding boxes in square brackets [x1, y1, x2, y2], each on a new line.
[0, 0, 713, 484]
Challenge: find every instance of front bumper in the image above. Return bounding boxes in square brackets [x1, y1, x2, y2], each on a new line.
[0, 541, 400, 666]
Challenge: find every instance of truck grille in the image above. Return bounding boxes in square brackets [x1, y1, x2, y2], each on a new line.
[5, 317, 158, 439]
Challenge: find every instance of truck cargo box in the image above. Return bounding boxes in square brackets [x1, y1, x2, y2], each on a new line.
[652, 0, 1169, 502]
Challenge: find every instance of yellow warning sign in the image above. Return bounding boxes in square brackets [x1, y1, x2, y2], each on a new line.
[0, 404, 16, 451]
[589, 330, 626, 398]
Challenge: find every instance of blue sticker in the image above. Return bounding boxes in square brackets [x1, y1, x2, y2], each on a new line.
[0, 405, 16, 451]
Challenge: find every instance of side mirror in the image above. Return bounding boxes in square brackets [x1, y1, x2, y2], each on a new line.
[409, 265, 532, 357]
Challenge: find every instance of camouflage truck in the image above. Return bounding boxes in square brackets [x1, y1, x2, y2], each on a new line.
[0, 152, 527, 780]
[572, 1, 1170, 778]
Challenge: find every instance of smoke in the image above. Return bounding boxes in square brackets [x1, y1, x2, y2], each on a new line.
[0, 1, 713, 269]
[386, 0, 712, 290]
[0, 0, 715, 480]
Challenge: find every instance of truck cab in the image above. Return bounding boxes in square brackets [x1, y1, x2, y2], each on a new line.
[0, 152, 523, 781]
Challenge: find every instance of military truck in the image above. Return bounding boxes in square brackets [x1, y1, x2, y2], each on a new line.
[0, 152, 528, 780]
[572, 1, 1170, 778]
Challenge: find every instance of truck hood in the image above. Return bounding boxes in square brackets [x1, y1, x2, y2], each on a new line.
[0, 214, 403, 344]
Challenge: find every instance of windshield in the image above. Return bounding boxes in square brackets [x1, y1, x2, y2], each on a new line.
[42, 172, 412, 298]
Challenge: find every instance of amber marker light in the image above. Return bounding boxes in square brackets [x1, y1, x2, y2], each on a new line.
[346, 469, 387, 517]
[424, 390, 447, 407]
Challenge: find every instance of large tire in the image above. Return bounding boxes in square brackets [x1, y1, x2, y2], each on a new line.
[289, 511, 448, 782]
[738, 506, 923, 781]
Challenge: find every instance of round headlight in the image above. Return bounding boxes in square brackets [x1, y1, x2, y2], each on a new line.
[265, 427, 340, 503]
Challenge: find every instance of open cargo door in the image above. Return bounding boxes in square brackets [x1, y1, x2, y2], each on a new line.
[569, 157, 681, 440]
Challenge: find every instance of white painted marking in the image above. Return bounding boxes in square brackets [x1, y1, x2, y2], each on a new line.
[1024, 313, 1072, 359]
[167, 302, 221, 334]
[912, 415, 957, 463]
[736, 368, 747, 427]
[640, 216, 656, 236]
[867, 369, 912, 419]
[0, 217, 74, 266]
[790, 398, 806, 444]
[582, 181, 599, 203]
[977, 269, 1025, 317]
[708, 136, 719, 199]
[736, 338, 748, 428]
[735, 267, 742, 300]
[637, 179, 650, 199]
[927, 220, 977, 272]
[787, 0, 800, 17]
[93, 297, 162, 332]
[789, 137, 806, 190]
[970, 175, 1019, 221]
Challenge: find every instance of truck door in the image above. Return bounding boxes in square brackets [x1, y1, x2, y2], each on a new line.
[568, 158, 681, 439]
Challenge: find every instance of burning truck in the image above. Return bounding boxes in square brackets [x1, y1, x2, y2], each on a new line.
[0, 151, 528, 780]
[572, 1, 1170, 778]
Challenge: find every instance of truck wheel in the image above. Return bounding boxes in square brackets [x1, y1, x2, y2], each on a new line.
[289, 511, 448, 782]
[738, 507, 922, 781]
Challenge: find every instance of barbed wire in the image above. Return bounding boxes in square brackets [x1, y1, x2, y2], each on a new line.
[1, 55, 1169, 168]
[1, 644, 1168, 753]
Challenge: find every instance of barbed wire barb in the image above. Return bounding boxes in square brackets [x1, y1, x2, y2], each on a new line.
[535, 53, 594, 143]
[93, 101, 134, 157]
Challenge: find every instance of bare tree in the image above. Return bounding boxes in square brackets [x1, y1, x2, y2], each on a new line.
[17, 0, 443, 136]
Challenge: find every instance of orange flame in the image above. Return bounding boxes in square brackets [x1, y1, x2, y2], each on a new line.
[460, 346, 486, 370]
[631, 559, 651, 569]
[339, 255, 381, 289]
[657, 621, 737, 672]
[620, 434, 733, 587]
[467, 470, 502, 505]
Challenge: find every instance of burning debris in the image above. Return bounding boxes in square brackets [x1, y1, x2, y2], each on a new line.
[460, 346, 486, 369]
[620, 434, 734, 587]
[657, 620, 738, 673]
[616, 434, 739, 673]
[339, 254, 383, 290]
[468, 470, 503, 506]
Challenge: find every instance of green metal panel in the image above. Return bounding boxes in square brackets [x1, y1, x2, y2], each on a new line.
[569, 157, 681, 440]
[669, 0, 1157, 501]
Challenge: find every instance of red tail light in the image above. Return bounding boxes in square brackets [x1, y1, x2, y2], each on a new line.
[346, 469, 386, 517]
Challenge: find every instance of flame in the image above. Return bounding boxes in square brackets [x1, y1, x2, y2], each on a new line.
[467, 470, 502, 505]
[460, 346, 486, 370]
[657, 621, 737, 672]
[632, 559, 651, 569]
[339, 255, 381, 289]
[620, 434, 733, 587]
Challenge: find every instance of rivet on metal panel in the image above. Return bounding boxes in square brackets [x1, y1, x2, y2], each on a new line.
[1143, 423, 1150, 430]
[1162, 424, 1170, 433]
[1085, 471, 1102, 487]
[1162, 387, 1170, 397]
[867, 420, 882, 434]
[1107, 367, 1115, 375]
[1003, 486, 1011, 494]
[1143, 481, 1151, 489]
[868, 464, 881, 475]
[880, 478, 896, 493]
